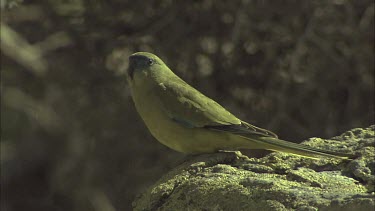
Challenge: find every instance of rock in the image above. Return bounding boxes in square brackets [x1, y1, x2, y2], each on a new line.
[133, 126, 375, 211]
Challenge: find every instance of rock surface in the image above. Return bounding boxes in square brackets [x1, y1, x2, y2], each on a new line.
[133, 126, 375, 211]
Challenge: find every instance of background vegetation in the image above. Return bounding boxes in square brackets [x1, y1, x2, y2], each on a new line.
[1, 0, 374, 210]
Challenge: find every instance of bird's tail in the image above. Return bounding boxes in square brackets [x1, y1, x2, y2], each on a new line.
[242, 136, 355, 160]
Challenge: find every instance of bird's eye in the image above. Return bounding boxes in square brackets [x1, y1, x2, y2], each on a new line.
[148, 58, 154, 66]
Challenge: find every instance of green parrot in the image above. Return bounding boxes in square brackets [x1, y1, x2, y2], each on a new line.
[127, 52, 354, 159]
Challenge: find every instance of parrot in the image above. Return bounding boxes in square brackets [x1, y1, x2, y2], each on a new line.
[126, 52, 354, 160]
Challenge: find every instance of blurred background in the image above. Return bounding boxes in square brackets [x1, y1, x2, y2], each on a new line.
[1, 0, 374, 210]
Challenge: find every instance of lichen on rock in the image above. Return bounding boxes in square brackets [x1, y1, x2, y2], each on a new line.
[133, 126, 375, 211]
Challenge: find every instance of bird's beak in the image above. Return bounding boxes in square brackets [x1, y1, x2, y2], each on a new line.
[127, 56, 136, 80]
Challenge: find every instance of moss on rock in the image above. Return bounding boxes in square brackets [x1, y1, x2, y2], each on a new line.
[133, 126, 375, 211]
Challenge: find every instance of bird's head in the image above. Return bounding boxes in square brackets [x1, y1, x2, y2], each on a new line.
[127, 52, 166, 80]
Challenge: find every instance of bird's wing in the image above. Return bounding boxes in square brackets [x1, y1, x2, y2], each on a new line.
[205, 120, 278, 138]
[156, 79, 277, 138]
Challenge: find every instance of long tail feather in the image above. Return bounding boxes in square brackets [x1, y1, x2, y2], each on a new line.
[242, 136, 355, 160]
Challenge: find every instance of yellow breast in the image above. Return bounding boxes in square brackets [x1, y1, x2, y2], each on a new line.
[130, 72, 188, 151]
